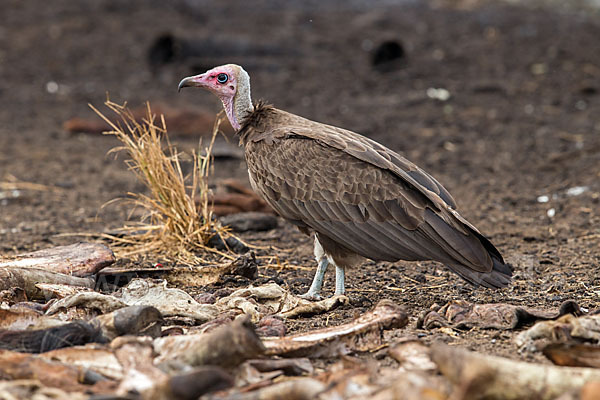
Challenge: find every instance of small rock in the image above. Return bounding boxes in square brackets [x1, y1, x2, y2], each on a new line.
[220, 212, 278, 232]
[566, 186, 588, 197]
[256, 316, 286, 337]
[207, 233, 249, 253]
[427, 87, 451, 101]
[168, 367, 234, 399]
[228, 253, 258, 280]
[537, 195, 549, 203]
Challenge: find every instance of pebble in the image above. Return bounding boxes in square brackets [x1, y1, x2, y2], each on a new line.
[220, 212, 278, 232]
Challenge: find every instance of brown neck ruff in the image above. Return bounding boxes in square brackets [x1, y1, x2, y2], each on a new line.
[237, 100, 276, 145]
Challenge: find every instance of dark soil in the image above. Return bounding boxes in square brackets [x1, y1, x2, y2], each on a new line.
[2, 0, 600, 362]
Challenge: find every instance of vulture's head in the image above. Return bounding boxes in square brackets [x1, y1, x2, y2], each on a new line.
[178, 64, 252, 131]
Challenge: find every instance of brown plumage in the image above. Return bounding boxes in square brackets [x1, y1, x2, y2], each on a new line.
[179, 64, 512, 299]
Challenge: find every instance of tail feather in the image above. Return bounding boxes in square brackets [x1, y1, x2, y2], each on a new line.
[448, 256, 513, 288]
[421, 209, 513, 288]
[457, 225, 512, 288]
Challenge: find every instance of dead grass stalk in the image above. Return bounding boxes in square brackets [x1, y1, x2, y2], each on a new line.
[90, 99, 232, 264]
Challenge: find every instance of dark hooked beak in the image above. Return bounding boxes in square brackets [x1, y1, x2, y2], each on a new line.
[177, 74, 205, 92]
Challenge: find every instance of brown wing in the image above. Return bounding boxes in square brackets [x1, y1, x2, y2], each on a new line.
[242, 106, 511, 288]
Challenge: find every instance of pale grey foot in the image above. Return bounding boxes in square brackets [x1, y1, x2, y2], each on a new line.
[335, 264, 345, 296]
[299, 258, 329, 300]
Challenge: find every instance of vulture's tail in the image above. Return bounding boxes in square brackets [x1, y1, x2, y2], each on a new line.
[421, 209, 513, 289]
[448, 257, 512, 289]
[448, 230, 513, 289]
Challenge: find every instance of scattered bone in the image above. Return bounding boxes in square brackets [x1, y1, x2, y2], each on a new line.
[165, 254, 257, 288]
[0, 349, 107, 393]
[543, 343, 600, 368]
[0, 267, 94, 301]
[154, 315, 265, 368]
[34, 283, 90, 299]
[370, 370, 450, 400]
[95, 264, 174, 286]
[112, 337, 168, 397]
[318, 357, 443, 400]
[209, 377, 326, 400]
[0, 242, 115, 277]
[119, 278, 218, 322]
[93, 305, 163, 340]
[188, 313, 239, 335]
[0, 380, 88, 400]
[278, 295, 349, 319]
[0, 287, 27, 304]
[556, 313, 600, 341]
[419, 299, 580, 330]
[263, 300, 408, 358]
[388, 339, 437, 372]
[5, 249, 587, 400]
[161, 326, 185, 336]
[46, 296, 163, 341]
[113, 345, 232, 399]
[215, 283, 288, 322]
[45, 304, 98, 323]
[516, 314, 600, 353]
[219, 282, 287, 302]
[45, 291, 127, 316]
[581, 382, 600, 400]
[9, 301, 46, 313]
[165, 367, 234, 399]
[431, 342, 600, 400]
[210, 283, 348, 322]
[255, 316, 286, 337]
[245, 358, 314, 377]
[316, 358, 382, 399]
[98, 262, 224, 292]
[0, 308, 50, 330]
[332, 371, 381, 399]
[39, 345, 124, 380]
[236, 362, 285, 389]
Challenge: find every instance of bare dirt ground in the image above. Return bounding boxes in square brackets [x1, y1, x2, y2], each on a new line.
[1, 0, 600, 366]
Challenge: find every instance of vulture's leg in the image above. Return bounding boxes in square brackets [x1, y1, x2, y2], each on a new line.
[334, 264, 345, 296]
[299, 236, 330, 300]
[299, 257, 329, 300]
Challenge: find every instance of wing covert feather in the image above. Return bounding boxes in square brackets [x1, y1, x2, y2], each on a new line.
[246, 136, 494, 273]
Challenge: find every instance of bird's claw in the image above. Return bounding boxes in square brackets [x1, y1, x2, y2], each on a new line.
[298, 292, 322, 301]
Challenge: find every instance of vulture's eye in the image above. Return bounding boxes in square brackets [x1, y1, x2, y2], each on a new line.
[216, 73, 229, 84]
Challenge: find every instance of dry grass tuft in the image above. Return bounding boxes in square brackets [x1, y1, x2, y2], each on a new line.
[91, 99, 233, 264]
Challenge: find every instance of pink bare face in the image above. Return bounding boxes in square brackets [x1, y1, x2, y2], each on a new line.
[178, 65, 238, 102]
[179, 64, 251, 130]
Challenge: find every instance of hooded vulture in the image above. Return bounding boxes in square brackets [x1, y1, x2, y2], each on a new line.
[179, 64, 512, 299]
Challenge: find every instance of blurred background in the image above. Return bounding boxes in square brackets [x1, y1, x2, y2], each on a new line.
[1, 0, 599, 298]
